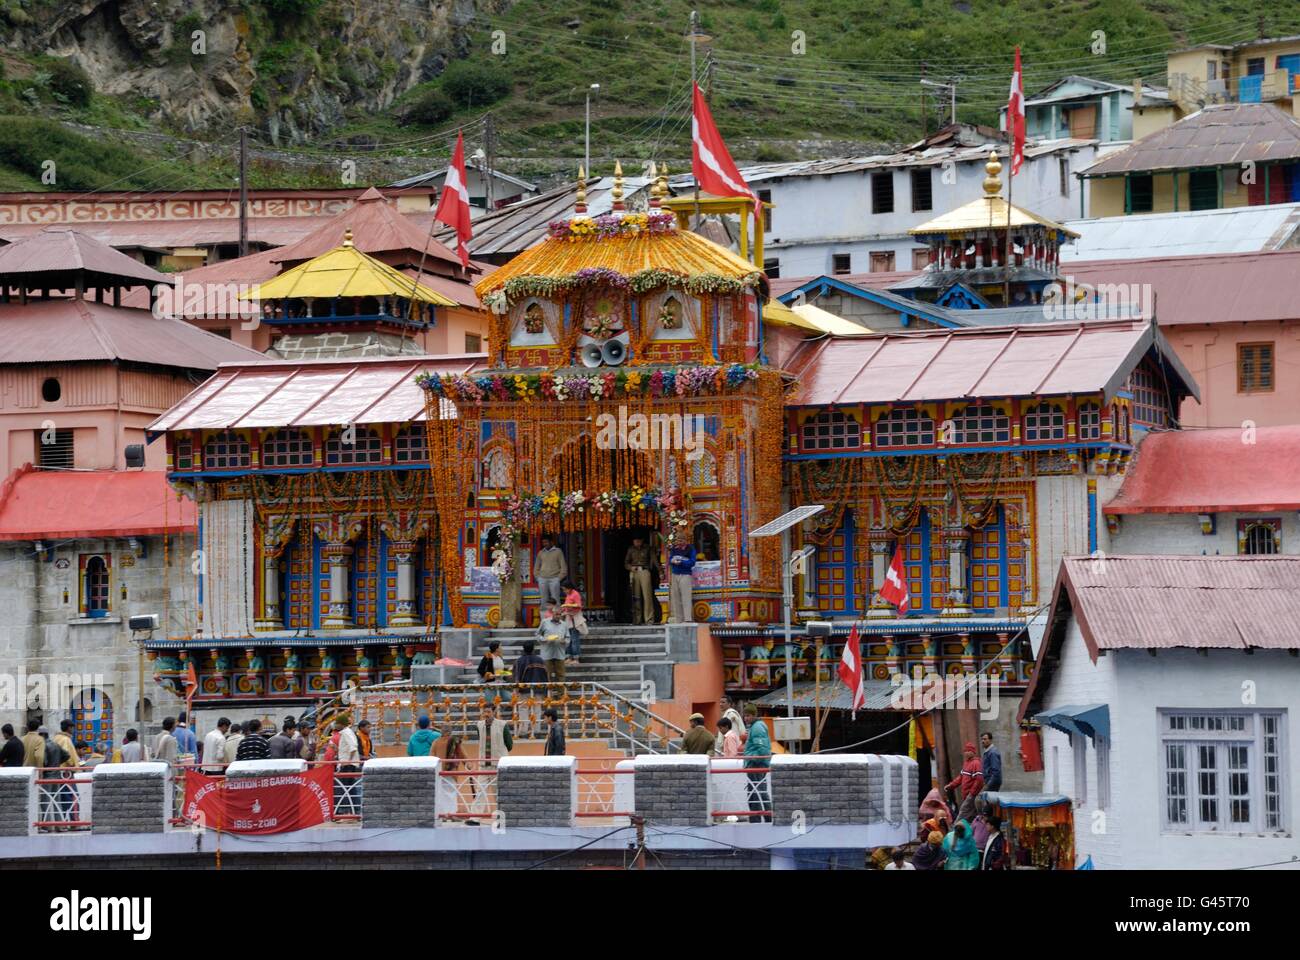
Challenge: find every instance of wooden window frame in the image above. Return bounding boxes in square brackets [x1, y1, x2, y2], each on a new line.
[1237, 341, 1274, 394]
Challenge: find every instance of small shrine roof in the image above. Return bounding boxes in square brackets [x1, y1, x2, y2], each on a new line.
[475, 213, 762, 299]
[786, 318, 1197, 406]
[909, 195, 1079, 238]
[0, 227, 168, 287]
[1104, 425, 1300, 515]
[247, 242, 456, 305]
[0, 465, 196, 541]
[147, 354, 485, 434]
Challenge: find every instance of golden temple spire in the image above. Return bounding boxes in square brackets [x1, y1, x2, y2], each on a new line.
[575, 164, 588, 214]
[612, 159, 625, 211]
[648, 161, 661, 208]
[342, 228, 354, 248]
[982, 151, 1004, 198]
[657, 162, 668, 203]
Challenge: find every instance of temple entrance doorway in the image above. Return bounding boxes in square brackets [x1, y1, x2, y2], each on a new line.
[602, 526, 662, 624]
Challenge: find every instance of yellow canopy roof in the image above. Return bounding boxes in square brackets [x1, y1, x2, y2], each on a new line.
[242, 243, 455, 304]
[476, 220, 761, 297]
[793, 302, 872, 335]
[762, 298, 819, 331]
[909, 196, 1080, 238]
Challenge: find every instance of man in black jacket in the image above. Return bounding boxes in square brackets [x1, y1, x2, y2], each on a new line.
[0, 724, 26, 767]
[542, 707, 566, 756]
[267, 718, 297, 759]
[511, 641, 548, 738]
[235, 718, 271, 761]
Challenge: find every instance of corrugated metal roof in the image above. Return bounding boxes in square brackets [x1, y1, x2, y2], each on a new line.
[1061, 249, 1300, 326]
[769, 270, 918, 300]
[910, 195, 1079, 237]
[1062, 204, 1300, 260]
[1062, 555, 1300, 651]
[1105, 426, 1300, 514]
[786, 318, 1196, 405]
[1081, 103, 1300, 176]
[754, 679, 910, 711]
[0, 227, 167, 286]
[0, 216, 321, 250]
[147, 354, 484, 433]
[0, 299, 266, 368]
[0, 466, 196, 540]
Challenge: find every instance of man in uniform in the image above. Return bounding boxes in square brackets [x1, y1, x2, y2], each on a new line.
[624, 535, 659, 625]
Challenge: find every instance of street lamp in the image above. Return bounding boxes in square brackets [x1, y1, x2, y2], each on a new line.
[128, 614, 159, 723]
[750, 504, 825, 739]
[585, 83, 600, 179]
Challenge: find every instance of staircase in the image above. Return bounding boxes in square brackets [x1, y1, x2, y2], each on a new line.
[457, 624, 668, 699]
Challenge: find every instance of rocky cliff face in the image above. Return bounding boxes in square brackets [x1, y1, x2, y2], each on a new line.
[3, 0, 504, 143]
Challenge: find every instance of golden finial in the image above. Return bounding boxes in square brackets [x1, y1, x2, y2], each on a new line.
[657, 161, 668, 201]
[983, 151, 1004, 198]
[612, 159, 625, 210]
[342, 228, 354, 248]
[575, 164, 587, 214]
[648, 161, 661, 207]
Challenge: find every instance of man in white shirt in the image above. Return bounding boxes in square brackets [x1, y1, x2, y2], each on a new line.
[153, 717, 179, 764]
[203, 717, 230, 773]
[333, 716, 362, 817]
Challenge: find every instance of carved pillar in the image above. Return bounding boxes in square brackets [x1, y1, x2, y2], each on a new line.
[868, 534, 894, 618]
[920, 632, 938, 676]
[256, 517, 295, 632]
[959, 632, 975, 674]
[942, 529, 972, 617]
[390, 541, 419, 627]
[314, 518, 363, 631]
[883, 633, 901, 680]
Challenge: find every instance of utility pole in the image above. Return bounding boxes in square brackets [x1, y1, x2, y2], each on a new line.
[238, 127, 249, 259]
[584, 83, 599, 178]
[920, 61, 927, 137]
[484, 115, 495, 212]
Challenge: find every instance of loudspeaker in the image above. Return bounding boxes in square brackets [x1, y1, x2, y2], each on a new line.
[581, 343, 604, 367]
[601, 337, 626, 365]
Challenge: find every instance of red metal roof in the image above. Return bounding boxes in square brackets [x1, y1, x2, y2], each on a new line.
[0, 217, 324, 250]
[1063, 249, 1300, 326]
[148, 354, 485, 433]
[0, 299, 266, 368]
[0, 228, 166, 286]
[787, 318, 1198, 405]
[1105, 426, 1300, 514]
[1021, 555, 1300, 719]
[0, 465, 196, 541]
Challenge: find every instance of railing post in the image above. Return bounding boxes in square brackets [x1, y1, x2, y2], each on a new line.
[91, 761, 171, 834]
[498, 756, 577, 827]
[0, 767, 37, 837]
[361, 756, 440, 829]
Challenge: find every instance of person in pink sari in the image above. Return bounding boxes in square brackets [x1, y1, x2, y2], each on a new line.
[918, 780, 953, 838]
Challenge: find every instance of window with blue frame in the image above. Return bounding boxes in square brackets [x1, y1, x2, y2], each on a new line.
[82, 554, 110, 618]
[901, 509, 945, 614]
[970, 507, 1010, 612]
[814, 508, 858, 615]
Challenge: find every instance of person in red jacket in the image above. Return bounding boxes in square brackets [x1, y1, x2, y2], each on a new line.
[946, 741, 986, 822]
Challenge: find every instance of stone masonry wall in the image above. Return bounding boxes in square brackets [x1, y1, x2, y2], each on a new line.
[771, 754, 916, 825]
[91, 762, 170, 834]
[0, 768, 36, 837]
[361, 757, 440, 829]
[633, 755, 710, 827]
[497, 756, 576, 828]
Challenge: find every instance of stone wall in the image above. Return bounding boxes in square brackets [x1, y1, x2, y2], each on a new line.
[633, 755, 710, 827]
[496, 756, 576, 828]
[772, 754, 884, 825]
[0, 768, 36, 837]
[361, 757, 440, 829]
[90, 762, 170, 834]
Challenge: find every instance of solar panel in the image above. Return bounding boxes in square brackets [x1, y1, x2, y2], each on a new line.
[749, 504, 825, 538]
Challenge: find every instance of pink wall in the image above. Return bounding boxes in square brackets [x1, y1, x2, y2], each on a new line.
[1168, 320, 1300, 429]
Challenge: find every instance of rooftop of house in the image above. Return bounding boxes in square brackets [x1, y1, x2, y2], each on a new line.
[1022, 554, 1300, 718]
[0, 464, 196, 541]
[0, 227, 167, 289]
[1080, 102, 1300, 176]
[784, 317, 1197, 407]
[1062, 203, 1300, 260]
[1104, 425, 1300, 515]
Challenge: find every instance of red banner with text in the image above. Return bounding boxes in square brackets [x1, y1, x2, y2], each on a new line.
[182, 766, 334, 834]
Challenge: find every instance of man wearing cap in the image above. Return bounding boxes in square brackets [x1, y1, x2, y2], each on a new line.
[681, 713, 715, 754]
[946, 741, 986, 823]
[408, 714, 441, 756]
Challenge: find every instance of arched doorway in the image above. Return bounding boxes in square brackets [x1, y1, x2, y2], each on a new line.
[71, 688, 113, 754]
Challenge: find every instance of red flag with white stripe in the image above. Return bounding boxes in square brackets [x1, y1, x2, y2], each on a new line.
[1007, 46, 1026, 177]
[879, 544, 910, 615]
[434, 130, 473, 267]
[692, 83, 757, 204]
[837, 625, 866, 717]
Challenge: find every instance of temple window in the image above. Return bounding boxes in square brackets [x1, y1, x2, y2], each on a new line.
[174, 439, 194, 470]
[801, 409, 861, 450]
[1078, 402, 1101, 440]
[1239, 519, 1280, 556]
[325, 427, 382, 465]
[481, 446, 512, 489]
[1128, 364, 1168, 427]
[874, 407, 935, 448]
[262, 428, 314, 467]
[950, 404, 1010, 444]
[203, 431, 251, 469]
[1023, 402, 1067, 442]
[689, 449, 718, 489]
[81, 554, 111, 618]
[393, 423, 429, 463]
[523, 302, 546, 334]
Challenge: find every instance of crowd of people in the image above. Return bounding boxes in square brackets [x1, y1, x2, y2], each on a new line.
[873, 732, 1008, 870]
[677, 696, 772, 822]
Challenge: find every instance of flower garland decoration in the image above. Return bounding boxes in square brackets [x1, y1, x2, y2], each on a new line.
[418, 362, 760, 402]
[661, 487, 692, 547]
[495, 268, 760, 308]
[547, 212, 676, 241]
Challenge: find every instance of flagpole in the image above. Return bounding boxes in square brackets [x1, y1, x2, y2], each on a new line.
[1003, 158, 1012, 307]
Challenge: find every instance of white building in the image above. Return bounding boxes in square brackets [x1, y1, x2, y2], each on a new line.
[671, 126, 1098, 279]
[391, 161, 539, 218]
[1021, 555, 1300, 870]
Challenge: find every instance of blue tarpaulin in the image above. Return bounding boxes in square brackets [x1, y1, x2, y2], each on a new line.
[1034, 703, 1110, 743]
